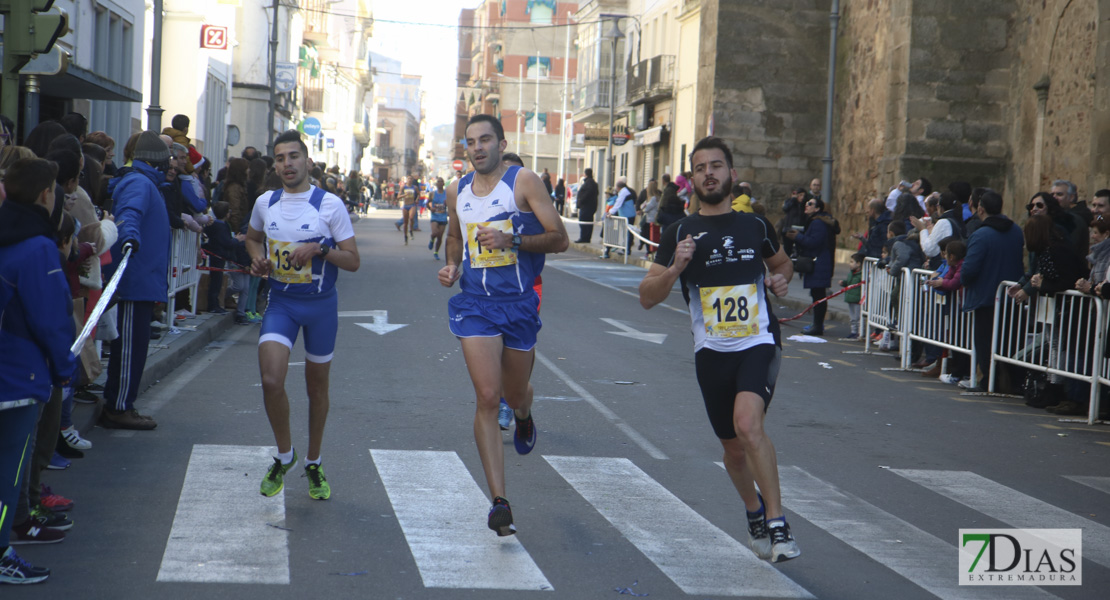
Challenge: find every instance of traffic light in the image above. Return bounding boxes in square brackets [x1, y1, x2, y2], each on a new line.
[1, 0, 69, 67]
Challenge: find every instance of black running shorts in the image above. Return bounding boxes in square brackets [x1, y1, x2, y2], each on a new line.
[694, 344, 781, 440]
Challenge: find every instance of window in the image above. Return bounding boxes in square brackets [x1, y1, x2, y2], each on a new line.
[525, 112, 546, 133]
[90, 3, 135, 159]
[527, 56, 551, 79]
[619, 153, 628, 177]
[680, 143, 687, 174]
[527, 0, 555, 24]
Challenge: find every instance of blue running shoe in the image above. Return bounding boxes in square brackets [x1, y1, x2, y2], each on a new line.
[513, 413, 536, 455]
[47, 453, 70, 470]
[497, 398, 512, 430]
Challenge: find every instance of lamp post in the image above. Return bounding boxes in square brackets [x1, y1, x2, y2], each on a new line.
[603, 18, 624, 201]
[820, 0, 840, 208]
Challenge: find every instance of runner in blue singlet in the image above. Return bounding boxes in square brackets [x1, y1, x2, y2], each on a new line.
[437, 115, 569, 537]
[428, 177, 448, 260]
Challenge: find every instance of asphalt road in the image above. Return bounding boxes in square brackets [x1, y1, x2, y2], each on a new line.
[12, 210, 1108, 600]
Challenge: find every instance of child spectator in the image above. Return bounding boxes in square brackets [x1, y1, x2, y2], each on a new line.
[202, 201, 236, 315]
[838, 252, 864, 339]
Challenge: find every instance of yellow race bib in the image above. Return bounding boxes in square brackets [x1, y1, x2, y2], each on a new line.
[700, 284, 760, 338]
[268, 239, 312, 284]
[466, 220, 518, 269]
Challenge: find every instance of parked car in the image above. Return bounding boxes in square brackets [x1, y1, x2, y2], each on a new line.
[565, 182, 581, 217]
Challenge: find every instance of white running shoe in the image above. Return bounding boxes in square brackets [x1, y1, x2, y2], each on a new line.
[60, 426, 92, 450]
[769, 521, 801, 563]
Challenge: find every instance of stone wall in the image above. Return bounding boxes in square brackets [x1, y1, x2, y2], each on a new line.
[697, 0, 831, 217]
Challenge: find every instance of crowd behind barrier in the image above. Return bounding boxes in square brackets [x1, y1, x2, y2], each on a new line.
[861, 257, 1105, 424]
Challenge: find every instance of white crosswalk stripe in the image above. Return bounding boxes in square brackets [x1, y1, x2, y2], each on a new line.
[157, 445, 290, 584]
[779, 466, 1058, 600]
[891, 469, 1110, 570]
[370, 449, 552, 591]
[1064, 475, 1110, 496]
[547, 455, 813, 598]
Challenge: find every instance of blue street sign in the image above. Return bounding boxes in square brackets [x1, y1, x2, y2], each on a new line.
[302, 117, 322, 137]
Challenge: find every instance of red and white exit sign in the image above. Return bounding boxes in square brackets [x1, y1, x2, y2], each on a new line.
[200, 25, 228, 50]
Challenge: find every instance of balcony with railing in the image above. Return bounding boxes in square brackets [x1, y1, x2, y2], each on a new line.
[626, 55, 675, 106]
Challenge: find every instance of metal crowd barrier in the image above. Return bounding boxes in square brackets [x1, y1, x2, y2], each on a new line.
[602, 215, 631, 264]
[165, 229, 202, 324]
[861, 257, 909, 359]
[903, 267, 977, 385]
[990, 281, 1104, 424]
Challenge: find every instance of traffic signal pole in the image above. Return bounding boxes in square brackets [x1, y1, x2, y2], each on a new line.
[0, 0, 69, 135]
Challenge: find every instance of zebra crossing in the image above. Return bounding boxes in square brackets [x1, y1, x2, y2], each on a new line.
[158, 445, 1107, 597]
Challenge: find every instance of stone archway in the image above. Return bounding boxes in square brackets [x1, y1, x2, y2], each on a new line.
[1039, 0, 1098, 195]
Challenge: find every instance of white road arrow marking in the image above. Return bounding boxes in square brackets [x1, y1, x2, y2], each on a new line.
[600, 318, 667, 344]
[353, 311, 408, 335]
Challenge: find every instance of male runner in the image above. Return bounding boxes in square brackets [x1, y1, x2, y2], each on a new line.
[428, 177, 448, 260]
[245, 130, 360, 500]
[438, 114, 568, 535]
[638, 136, 801, 562]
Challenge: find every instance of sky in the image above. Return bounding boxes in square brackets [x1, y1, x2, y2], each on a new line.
[370, 1, 482, 129]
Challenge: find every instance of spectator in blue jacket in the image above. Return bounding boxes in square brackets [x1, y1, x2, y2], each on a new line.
[100, 131, 172, 430]
[785, 197, 838, 335]
[960, 190, 1024, 389]
[0, 157, 76, 581]
[853, 198, 892, 258]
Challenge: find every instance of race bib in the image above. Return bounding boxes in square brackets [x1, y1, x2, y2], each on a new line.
[268, 239, 312, 284]
[700, 284, 760, 338]
[466, 220, 518, 269]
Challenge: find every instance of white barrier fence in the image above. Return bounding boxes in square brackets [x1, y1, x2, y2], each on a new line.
[861, 260, 1105, 424]
[165, 229, 202, 325]
[602, 215, 631, 264]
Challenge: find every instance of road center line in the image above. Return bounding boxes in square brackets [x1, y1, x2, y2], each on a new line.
[535, 351, 667, 460]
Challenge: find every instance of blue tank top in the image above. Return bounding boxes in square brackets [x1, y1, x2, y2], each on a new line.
[455, 166, 544, 297]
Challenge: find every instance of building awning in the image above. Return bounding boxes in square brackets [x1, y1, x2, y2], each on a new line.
[36, 63, 142, 103]
[634, 125, 666, 146]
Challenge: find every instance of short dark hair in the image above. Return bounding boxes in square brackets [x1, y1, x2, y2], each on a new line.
[917, 177, 933, 196]
[850, 252, 866, 263]
[273, 130, 309, 155]
[586, 168, 594, 178]
[171, 114, 190, 131]
[689, 136, 734, 169]
[466, 114, 505, 142]
[1095, 189, 1110, 200]
[242, 146, 259, 159]
[948, 181, 971, 205]
[48, 133, 82, 157]
[888, 221, 907, 236]
[502, 152, 524, 167]
[979, 189, 1004, 215]
[938, 190, 959, 212]
[809, 197, 825, 212]
[212, 201, 230, 220]
[59, 112, 88, 139]
[944, 239, 967, 260]
[2, 157, 58, 205]
[23, 121, 67, 157]
[46, 149, 81, 185]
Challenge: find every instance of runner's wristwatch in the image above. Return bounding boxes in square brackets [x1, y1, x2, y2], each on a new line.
[511, 234, 522, 249]
[319, 244, 330, 257]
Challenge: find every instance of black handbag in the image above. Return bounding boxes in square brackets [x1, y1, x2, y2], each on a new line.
[793, 256, 815, 274]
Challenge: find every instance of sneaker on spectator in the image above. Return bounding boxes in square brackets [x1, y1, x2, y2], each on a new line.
[151, 320, 168, 330]
[73, 387, 100, 404]
[30, 505, 73, 531]
[55, 436, 84, 459]
[208, 307, 228, 315]
[9, 519, 64, 545]
[60, 426, 92, 450]
[938, 374, 961, 385]
[957, 378, 978, 390]
[0, 546, 50, 584]
[39, 485, 73, 512]
[47, 453, 70, 470]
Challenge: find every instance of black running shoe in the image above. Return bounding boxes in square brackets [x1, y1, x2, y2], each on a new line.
[487, 496, 516, 537]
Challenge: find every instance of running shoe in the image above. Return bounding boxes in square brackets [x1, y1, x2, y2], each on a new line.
[0, 546, 50, 584]
[497, 398, 513, 430]
[768, 521, 801, 562]
[9, 519, 64, 545]
[487, 496, 516, 536]
[39, 485, 73, 512]
[60, 426, 92, 450]
[304, 463, 331, 500]
[47, 453, 70, 470]
[746, 496, 772, 560]
[260, 451, 297, 497]
[30, 505, 73, 531]
[433, 252, 440, 260]
[428, 239, 434, 250]
[514, 413, 536, 455]
[248, 311, 264, 324]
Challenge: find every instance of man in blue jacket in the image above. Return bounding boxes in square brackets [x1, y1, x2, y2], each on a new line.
[0, 158, 76, 583]
[959, 190, 1024, 389]
[100, 131, 172, 430]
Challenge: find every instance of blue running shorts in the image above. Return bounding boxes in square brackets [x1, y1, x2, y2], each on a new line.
[448, 292, 542, 351]
[259, 289, 339, 363]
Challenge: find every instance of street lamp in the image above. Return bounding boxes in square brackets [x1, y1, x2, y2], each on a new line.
[604, 17, 624, 202]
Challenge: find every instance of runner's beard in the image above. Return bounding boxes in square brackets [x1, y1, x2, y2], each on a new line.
[695, 175, 733, 206]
